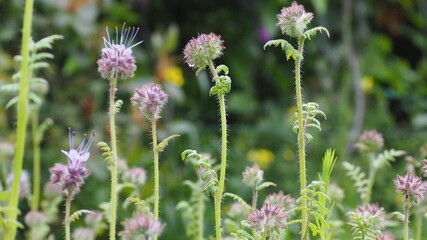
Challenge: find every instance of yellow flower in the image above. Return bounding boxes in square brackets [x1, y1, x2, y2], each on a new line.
[361, 76, 374, 94]
[163, 65, 185, 87]
[247, 149, 275, 169]
[282, 148, 295, 162]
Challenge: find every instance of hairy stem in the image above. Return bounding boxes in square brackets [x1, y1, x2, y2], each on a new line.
[109, 78, 118, 240]
[415, 206, 423, 240]
[252, 186, 258, 209]
[6, 0, 34, 238]
[65, 194, 72, 240]
[302, 194, 314, 240]
[261, 229, 268, 240]
[31, 107, 41, 211]
[152, 121, 159, 219]
[208, 60, 228, 240]
[295, 36, 308, 239]
[404, 200, 410, 240]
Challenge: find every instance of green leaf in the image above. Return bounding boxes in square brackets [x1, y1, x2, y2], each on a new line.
[0, 83, 20, 93]
[302, 26, 330, 40]
[70, 209, 93, 222]
[6, 96, 19, 109]
[256, 181, 276, 191]
[156, 134, 180, 152]
[223, 193, 251, 210]
[98, 142, 113, 165]
[264, 39, 301, 60]
[216, 64, 229, 75]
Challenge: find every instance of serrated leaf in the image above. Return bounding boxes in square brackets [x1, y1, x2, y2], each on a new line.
[156, 134, 180, 152]
[0, 83, 20, 93]
[6, 96, 19, 109]
[216, 64, 229, 75]
[224, 193, 251, 210]
[302, 26, 330, 40]
[256, 181, 276, 191]
[114, 99, 123, 114]
[264, 39, 301, 60]
[70, 209, 93, 222]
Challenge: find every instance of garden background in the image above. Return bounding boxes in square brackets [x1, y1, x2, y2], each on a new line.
[1, 0, 427, 239]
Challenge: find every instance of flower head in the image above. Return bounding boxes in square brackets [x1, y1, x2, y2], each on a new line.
[276, 2, 314, 38]
[49, 128, 95, 197]
[85, 211, 103, 228]
[122, 167, 147, 186]
[25, 211, 48, 226]
[131, 84, 168, 121]
[247, 203, 288, 234]
[394, 172, 427, 204]
[7, 170, 30, 199]
[347, 203, 386, 238]
[355, 130, 384, 153]
[264, 191, 296, 211]
[183, 33, 224, 74]
[97, 24, 142, 80]
[422, 159, 427, 177]
[119, 212, 164, 240]
[242, 163, 263, 188]
[72, 228, 95, 240]
[227, 202, 249, 220]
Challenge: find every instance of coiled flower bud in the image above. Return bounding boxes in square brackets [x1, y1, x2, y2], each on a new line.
[131, 84, 168, 121]
[276, 2, 313, 38]
[355, 130, 384, 153]
[183, 33, 224, 74]
[242, 163, 263, 188]
[97, 25, 142, 80]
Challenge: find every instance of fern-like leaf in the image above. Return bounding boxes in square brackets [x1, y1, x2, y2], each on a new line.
[263, 39, 301, 60]
[343, 161, 369, 201]
[98, 142, 113, 165]
[224, 193, 252, 210]
[156, 134, 180, 152]
[255, 182, 276, 191]
[373, 149, 406, 170]
[127, 197, 150, 213]
[114, 100, 123, 114]
[293, 102, 326, 142]
[302, 27, 330, 40]
[70, 209, 93, 222]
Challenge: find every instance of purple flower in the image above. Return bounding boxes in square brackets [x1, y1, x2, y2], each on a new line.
[25, 211, 48, 226]
[183, 33, 224, 74]
[97, 24, 142, 80]
[355, 130, 384, 153]
[264, 191, 296, 211]
[122, 167, 147, 186]
[84, 211, 103, 228]
[227, 202, 249, 220]
[49, 128, 95, 198]
[242, 163, 263, 188]
[247, 203, 288, 234]
[72, 228, 95, 240]
[394, 172, 427, 204]
[380, 231, 395, 240]
[422, 159, 427, 177]
[131, 84, 168, 121]
[276, 2, 314, 38]
[119, 212, 164, 240]
[7, 170, 30, 199]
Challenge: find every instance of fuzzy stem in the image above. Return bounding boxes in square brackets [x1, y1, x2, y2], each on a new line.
[295, 36, 308, 239]
[31, 107, 41, 211]
[302, 193, 314, 240]
[364, 153, 376, 203]
[208, 60, 228, 240]
[6, 0, 34, 238]
[109, 78, 118, 240]
[252, 186, 258, 209]
[261, 229, 268, 240]
[65, 194, 72, 240]
[404, 200, 410, 240]
[152, 121, 160, 219]
[415, 206, 423, 240]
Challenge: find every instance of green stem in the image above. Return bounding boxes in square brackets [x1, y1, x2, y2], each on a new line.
[252, 186, 258, 209]
[295, 37, 308, 239]
[31, 107, 40, 211]
[6, 0, 34, 238]
[404, 200, 410, 240]
[65, 194, 72, 240]
[261, 229, 268, 240]
[208, 60, 228, 240]
[415, 206, 422, 240]
[109, 78, 118, 240]
[364, 153, 376, 203]
[151, 120, 159, 220]
[302, 194, 314, 240]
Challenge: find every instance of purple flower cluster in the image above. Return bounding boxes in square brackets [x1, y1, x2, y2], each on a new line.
[394, 172, 427, 204]
[242, 163, 263, 188]
[355, 130, 384, 153]
[119, 212, 164, 240]
[122, 167, 147, 186]
[247, 203, 288, 234]
[25, 211, 48, 226]
[49, 128, 95, 198]
[183, 33, 224, 73]
[97, 25, 142, 80]
[131, 84, 168, 121]
[276, 2, 313, 38]
[264, 191, 296, 211]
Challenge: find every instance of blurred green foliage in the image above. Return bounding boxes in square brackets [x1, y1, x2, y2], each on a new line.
[0, 0, 427, 239]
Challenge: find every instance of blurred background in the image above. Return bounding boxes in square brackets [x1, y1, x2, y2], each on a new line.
[0, 0, 427, 239]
